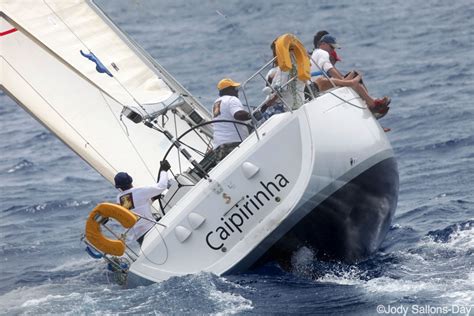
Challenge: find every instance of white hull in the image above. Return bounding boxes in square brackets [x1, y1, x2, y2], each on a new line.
[127, 88, 398, 285]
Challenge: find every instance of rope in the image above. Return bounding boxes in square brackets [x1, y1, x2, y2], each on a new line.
[131, 216, 170, 266]
[289, 63, 299, 109]
[100, 91, 156, 180]
[328, 91, 366, 109]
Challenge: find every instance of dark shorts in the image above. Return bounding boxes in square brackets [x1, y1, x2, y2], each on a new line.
[215, 142, 241, 162]
[137, 234, 146, 246]
[136, 227, 154, 246]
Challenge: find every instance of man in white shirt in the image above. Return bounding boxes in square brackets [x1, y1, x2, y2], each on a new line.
[310, 34, 390, 114]
[212, 78, 251, 162]
[114, 160, 171, 246]
[271, 67, 306, 110]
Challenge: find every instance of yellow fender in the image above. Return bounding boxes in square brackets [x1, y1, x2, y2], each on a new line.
[85, 202, 137, 256]
[274, 34, 311, 81]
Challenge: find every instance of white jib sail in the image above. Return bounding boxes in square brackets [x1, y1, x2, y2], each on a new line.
[0, 0, 212, 188]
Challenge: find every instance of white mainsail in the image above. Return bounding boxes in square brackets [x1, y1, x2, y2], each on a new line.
[0, 0, 212, 187]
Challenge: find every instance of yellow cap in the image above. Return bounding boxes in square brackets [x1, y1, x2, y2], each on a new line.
[217, 78, 241, 91]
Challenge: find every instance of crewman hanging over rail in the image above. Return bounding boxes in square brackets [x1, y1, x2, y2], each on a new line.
[114, 160, 172, 246]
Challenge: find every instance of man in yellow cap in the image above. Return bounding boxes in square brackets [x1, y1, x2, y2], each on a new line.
[212, 78, 252, 162]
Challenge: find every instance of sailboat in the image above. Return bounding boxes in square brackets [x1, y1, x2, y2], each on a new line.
[0, 1, 399, 286]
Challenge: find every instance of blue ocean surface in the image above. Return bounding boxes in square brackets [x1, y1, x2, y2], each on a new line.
[1, 0, 473, 314]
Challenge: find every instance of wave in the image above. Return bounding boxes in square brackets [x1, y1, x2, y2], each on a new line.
[421, 135, 474, 152]
[1, 199, 93, 215]
[0, 271, 253, 315]
[273, 218, 474, 307]
[427, 220, 474, 243]
[6, 159, 35, 173]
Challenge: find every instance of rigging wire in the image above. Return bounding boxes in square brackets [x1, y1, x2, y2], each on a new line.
[173, 111, 183, 173]
[138, 224, 170, 266]
[100, 91, 157, 180]
[126, 215, 170, 266]
[328, 91, 367, 109]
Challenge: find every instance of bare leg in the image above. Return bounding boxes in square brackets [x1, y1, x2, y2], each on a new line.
[352, 83, 376, 107]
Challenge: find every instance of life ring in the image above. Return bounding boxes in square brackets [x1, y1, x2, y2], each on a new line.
[85, 202, 137, 256]
[274, 34, 311, 81]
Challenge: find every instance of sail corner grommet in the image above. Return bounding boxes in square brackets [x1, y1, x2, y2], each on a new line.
[188, 213, 206, 230]
[175, 226, 192, 243]
[241, 162, 260, 179]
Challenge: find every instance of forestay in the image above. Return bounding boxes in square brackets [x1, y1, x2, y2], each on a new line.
[0, 0, 212, 187]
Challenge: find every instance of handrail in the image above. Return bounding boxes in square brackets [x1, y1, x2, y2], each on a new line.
[162, 119, 254, 163]
[241, 57, 277, 88]
[239, 34, 312, 120]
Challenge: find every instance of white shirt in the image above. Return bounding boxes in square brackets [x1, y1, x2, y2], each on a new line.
[212, 95, 249, 148]
[272, 68, 305, 110]
[265, 67, 278, 83]
[310, 48, 333, 80]
[116, 171, 169, 241]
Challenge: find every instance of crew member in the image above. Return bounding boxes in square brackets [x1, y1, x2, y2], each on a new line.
[212, 78, 251, 162]
[310, 34, 391, 115]
[114, 160, 171, 246]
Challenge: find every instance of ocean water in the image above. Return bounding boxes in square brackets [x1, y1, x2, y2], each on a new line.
[1, 0, 473, 314]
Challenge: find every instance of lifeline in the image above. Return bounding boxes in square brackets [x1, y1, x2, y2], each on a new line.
[205, 173, 290, 250]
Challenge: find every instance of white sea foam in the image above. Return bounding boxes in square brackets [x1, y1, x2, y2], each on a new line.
[25, 199, 92, 213]
[21, 293, 81, 307]
[47, 256, 95, 272]
[0, 284, 78, 311]
[439, 271, 474, 305]
[26, 203, 47, 213]
[422, 223, 474, 254]
[209, 287, 253, 315]
[444, 223, 474, 250]
[362, 276, 435, 294]
[318, 266, 365, 286]
[356, 224, 474, 300]
[291, 246, 315, 272]
[7, 159, 33, 173]
[193, 274, 253, 315]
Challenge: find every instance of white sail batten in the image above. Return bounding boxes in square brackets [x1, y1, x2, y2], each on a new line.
[0, 1, 212, 187]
